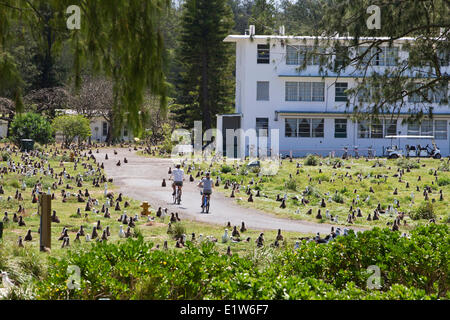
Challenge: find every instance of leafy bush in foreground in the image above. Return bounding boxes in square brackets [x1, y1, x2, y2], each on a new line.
[34, 225, 448, 300]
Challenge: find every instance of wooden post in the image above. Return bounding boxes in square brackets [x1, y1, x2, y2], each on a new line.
[39, 194, 52, 251]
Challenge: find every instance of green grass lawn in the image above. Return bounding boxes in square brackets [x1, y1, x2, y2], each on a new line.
[0, 143, 305, 268]
[170, 155, 450, 231]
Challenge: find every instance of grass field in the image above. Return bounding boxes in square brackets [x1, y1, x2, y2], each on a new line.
[1, 144, 448, 299]
[140, 152, 450, 230]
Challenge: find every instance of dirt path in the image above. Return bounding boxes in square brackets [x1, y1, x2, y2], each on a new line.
[96, 148, 365, 234]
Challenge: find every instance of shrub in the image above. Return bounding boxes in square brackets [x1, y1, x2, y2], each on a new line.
[437, 176, 450, 187]
[1, 151, 10, 161]
[220, 165, 233, 173]
[438, 161, 449, 172]
[9, 113, 53, 145]
[286, 179, 297, 191]
[396, 158, 420, 169]
[33, 225, 449, 299]
[332, 193, 344, 203]
[52, 115, 91, 148]
[410, 201, 436, 220]
[304, 154, 319, 166]
[173, 223, 186, 240]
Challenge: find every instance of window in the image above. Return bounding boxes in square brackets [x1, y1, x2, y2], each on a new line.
[312, 119, 324, 137]
[407, 120, 447, 139]
[285, 118, 324, 138]
[435, 120, 448, 140]
[335, 119, 347, 138]
[257, 81, 270, 101]
[286, 45, 324, 65]
[357, 46, 398, 66]
[409, 83, 448, 103]
[407, 123, 420, 135]
[371, 121, 383, 138]
[359, 120, 396, 139]
[334, 47, 349, 70]
[421, 120, 433, 136]
[102, 122, 108, 136]
[358, 121, 370, 138]
[438, 49, 449, 67]
[256, 118, 269, 137]
[285, 82, 298, 101]
[285, 119, 297, 137]
[285, 82, 324, 101]
[312, 83, 325, 101]
[385, 47, 399, 66]
[298, 119, 311, 137]
[298, 82, 312, 101]
[257, 44, 270, 64]
[384, 120, 397, 136]
[335, 83, 348, 102]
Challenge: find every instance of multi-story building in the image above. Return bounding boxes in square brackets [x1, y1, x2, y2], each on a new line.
[217, 27, 449, 158]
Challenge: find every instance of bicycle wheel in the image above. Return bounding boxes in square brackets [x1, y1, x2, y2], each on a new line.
[206, 197, 210, 213]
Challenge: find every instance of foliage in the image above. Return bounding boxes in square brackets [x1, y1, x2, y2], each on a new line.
[33, 225, 448, 299]
[220, 165, 233, 174]
[172, 0, 235, 129]
[286, 178, 297, 191]
[332, 193, 344, 204]
[1, 151, 10, 161]
[52, 115, 91, 148]
[410, 202, 436, 220]
[1, 0, 169, 135]
[438, 161, 449, 172]
[397, 158, 420, 169]
[9, 112, 53, 145]
[304, 154, 319, 166]
[437, 176, 450, 186]
[316, 0, 449, 121]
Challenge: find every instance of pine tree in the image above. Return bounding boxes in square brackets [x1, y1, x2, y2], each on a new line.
[173, 0, 235, 130]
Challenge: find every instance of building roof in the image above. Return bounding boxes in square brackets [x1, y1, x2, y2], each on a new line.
[224, 35, 419, 43]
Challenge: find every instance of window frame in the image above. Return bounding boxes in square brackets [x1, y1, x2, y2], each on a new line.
[257, 44, 270, 64]
[335, 82, 348, 102]
[256, 81, 270, 101]
[334, 119, 347, 138]
[284, 118, 324, 138]
[256, 118, 269, 137]
[285, 81, 325, 102]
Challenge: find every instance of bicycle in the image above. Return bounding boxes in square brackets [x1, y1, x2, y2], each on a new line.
[173, 185, 182, 205]
[200, 191, 210, 213]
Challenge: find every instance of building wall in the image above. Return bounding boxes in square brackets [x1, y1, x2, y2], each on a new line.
[220, 36, 450, 157]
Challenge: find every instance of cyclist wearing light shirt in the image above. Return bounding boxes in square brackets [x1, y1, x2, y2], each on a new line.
[198, 172, 213, 209]
[171, 164, 184, 197]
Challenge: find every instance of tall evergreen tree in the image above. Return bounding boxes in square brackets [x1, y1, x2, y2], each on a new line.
[173, 0, 235, 129]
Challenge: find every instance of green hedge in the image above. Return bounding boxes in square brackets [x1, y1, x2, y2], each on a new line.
[34, 224, 449, 300]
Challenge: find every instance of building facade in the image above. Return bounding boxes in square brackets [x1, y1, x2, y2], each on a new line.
[217, 31, 450, 158]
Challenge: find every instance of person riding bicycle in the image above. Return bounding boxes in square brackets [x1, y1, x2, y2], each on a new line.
[198, 172, 213, 209]
[171, 164, 184, 199]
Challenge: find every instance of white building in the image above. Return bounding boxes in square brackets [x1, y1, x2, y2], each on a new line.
[217, 29, 450, 158]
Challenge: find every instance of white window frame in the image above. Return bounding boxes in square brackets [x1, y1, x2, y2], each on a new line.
[284, 118, 324, 138]
[285, 81, 324, 102]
